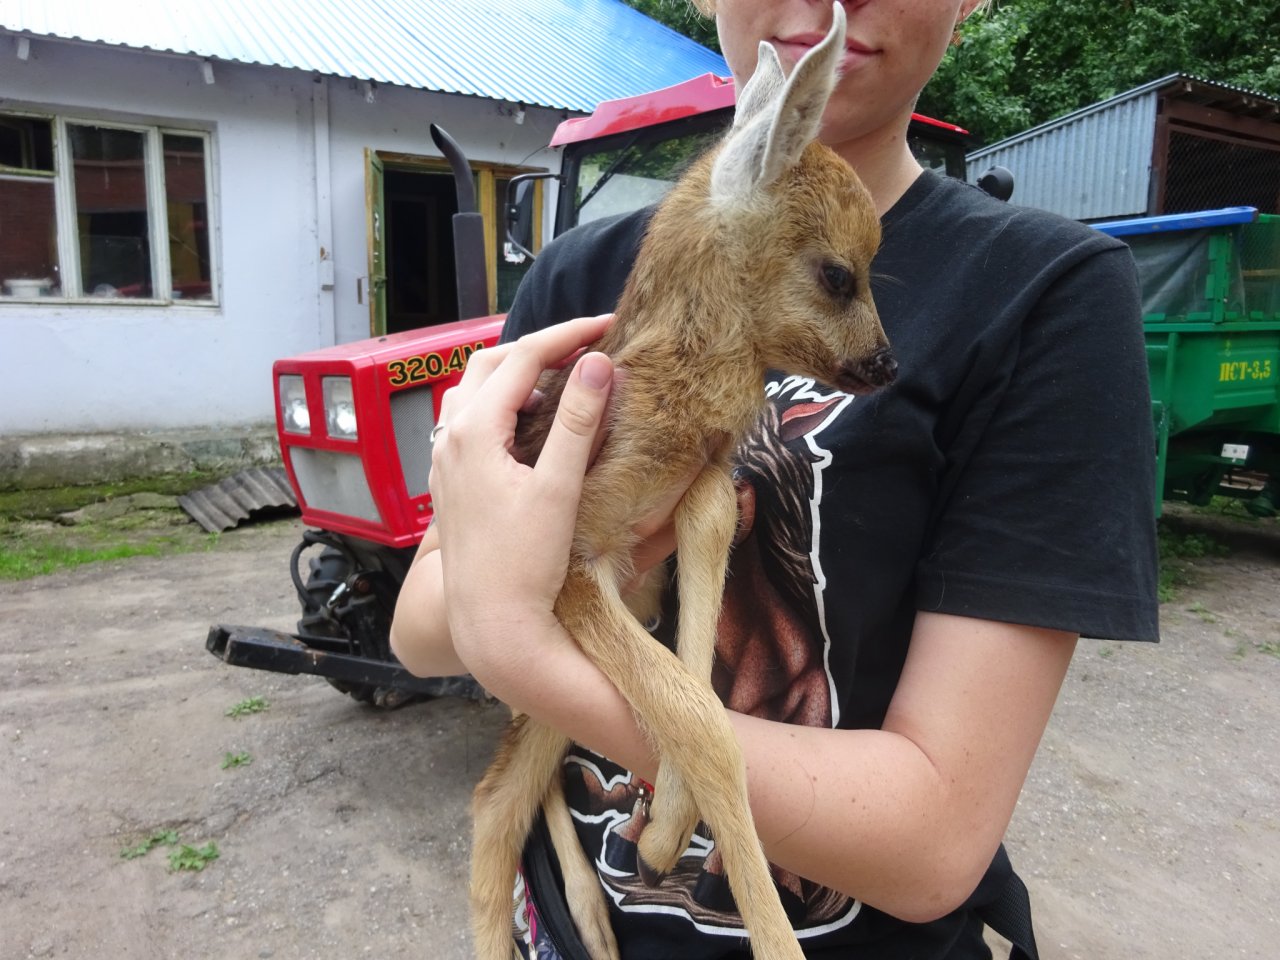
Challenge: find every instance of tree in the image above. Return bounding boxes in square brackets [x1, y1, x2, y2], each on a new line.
[622, 0, 1280, 148]
[622, 0, 720, 53]
[920, 0, 1280, 145]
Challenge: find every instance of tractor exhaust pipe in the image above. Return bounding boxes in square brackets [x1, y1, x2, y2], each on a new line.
[430, 124, 490, 321]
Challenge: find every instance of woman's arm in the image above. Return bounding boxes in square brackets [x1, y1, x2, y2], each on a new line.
[388, 525, 463, 676]
[389, 313, 616, 680]
[410, 317, 1078, 924]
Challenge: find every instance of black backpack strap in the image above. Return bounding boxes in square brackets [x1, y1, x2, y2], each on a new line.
[521, 812, 594, 960]
[976, 847, 1039, 960]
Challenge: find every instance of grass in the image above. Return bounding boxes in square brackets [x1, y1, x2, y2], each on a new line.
[1187, 601, 1218, 623]
[225, 696, 269, 718]
[0, 541, 168, 579]
[0, 473, 242, 581]
[221, 751, 253, 769]
[1157, 523, 1229, 602]
[0, 472, 222, 521]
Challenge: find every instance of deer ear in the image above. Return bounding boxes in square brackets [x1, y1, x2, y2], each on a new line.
[732, 41, 785, 129]
[711, 2, 845, 204]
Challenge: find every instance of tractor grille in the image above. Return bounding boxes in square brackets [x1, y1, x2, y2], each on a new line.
[390, 384, 436, 499]
[288, 447, 382, 523]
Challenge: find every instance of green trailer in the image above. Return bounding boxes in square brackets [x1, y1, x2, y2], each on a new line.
[1094, 207, 1280, 515]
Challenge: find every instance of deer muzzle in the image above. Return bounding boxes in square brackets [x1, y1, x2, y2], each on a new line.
[835, 347, 898, 395]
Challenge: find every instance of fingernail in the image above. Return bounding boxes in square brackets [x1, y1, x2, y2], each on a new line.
[578, 352, 612, 390]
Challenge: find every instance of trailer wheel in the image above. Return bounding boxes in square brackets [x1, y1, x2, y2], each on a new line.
[296, 546, 380, 705]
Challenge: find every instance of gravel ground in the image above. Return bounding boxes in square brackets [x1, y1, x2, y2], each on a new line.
[1, 510, 1277, 959]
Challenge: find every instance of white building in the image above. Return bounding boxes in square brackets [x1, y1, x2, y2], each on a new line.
[0, 0, 724, 470]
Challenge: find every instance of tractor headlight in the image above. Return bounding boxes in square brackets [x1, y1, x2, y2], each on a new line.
[279, 375, 310, 434]
[323, 376, 358, 441]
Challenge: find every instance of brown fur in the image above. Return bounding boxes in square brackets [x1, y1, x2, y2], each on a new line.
[468, 10, 893, 958]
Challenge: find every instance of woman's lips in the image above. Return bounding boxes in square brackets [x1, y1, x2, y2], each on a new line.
[772, 35, 878, 73]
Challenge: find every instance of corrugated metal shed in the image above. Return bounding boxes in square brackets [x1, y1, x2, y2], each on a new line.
[968, 82, 1161, 221]
[0, 0, 728, 114]
[968, 74, 1280, 221]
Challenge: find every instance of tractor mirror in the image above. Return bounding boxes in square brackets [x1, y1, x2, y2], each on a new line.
[977, 165, 1015, 202]
[505, 173, 551, 262]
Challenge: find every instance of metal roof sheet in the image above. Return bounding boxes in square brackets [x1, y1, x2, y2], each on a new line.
[0, 0, 729, 114]
[178, 466, 298, 533]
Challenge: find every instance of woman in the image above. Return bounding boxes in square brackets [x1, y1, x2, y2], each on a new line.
[390, 1, 1159, 957]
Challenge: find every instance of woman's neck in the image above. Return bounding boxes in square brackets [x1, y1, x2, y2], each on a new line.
[826, 128, 924, 218]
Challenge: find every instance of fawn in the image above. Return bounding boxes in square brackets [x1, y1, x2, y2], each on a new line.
[468, 6, 895, 958]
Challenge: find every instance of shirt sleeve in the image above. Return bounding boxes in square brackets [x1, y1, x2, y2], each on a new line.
[915, 244, 1160, 642]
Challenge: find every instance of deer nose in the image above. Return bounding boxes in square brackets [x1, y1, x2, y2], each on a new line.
[863, 347, 898, 386]
[835, 347, 898, 395]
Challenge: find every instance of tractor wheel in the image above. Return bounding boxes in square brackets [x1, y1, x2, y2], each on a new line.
[296, 546, 379, 704]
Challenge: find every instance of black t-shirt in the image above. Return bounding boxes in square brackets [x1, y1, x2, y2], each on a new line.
[502, 169, 1159, 959]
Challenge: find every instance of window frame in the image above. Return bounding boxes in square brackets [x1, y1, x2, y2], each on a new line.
[0, 108, 218, 306]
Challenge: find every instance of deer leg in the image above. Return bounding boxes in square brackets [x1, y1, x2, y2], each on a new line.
[561, 567, 803, 959]
[638, 467, 738, 880]
[470, 715, 574, 960]
[545, 771, 620, 960]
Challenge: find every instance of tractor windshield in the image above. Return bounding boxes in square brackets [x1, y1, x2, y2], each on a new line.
[556, 107, 971, 233]
[560, 109, 732, 231]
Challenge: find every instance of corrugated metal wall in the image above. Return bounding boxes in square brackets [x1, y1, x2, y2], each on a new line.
[968, 89, 1160, 221]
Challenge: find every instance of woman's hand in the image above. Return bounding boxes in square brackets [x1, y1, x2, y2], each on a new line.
[428, 314, 616, 697]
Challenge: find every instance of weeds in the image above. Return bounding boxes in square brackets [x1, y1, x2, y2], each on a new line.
[1157, 524, 1229, 602]
[226, 696, 269, 718]
[121, 829, 220, 872]
[1187, 601, 1218, 623]
[120, 829, 180, 860]
[168, 841, 220, 872]
[221, 751, 253, 769]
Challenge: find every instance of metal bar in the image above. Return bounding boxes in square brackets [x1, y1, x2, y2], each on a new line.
[206, 624, 484, 698]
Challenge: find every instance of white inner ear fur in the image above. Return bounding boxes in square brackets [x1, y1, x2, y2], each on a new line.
[710, 2, 846, 209]
[732, 42, 786, 130]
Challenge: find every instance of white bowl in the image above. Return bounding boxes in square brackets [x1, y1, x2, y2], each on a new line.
[4, 278, 52, 297]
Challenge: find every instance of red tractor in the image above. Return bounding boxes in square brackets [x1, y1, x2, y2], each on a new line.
[206, 74, 990, 707]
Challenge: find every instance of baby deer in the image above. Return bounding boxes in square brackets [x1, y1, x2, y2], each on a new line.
[468, 6, 894, 958]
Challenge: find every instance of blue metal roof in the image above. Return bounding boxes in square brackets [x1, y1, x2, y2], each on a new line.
[0, 0, 728, 114]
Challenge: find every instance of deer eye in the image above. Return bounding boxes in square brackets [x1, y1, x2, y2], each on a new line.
[819, 262, 856, 299]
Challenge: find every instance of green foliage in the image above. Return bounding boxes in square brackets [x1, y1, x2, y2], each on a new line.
[121, 830, 219, 871]
[221, 751, 253, 769]
[225, 696, 269, 719]
[1156, 523, 1229, 602]
[621, 0, 720, 53]
[0, 474, 234, 581]
[0, 472, 219, 521]
[120, 829, 180, 860]
[921, 0, 1280, 145]
[168, 841, 220, 872]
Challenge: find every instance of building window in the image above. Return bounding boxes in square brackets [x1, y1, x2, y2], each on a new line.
[0, 112, 215, 303]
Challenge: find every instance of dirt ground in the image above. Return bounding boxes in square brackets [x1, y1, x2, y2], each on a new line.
[1, 507, 1277, 959]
